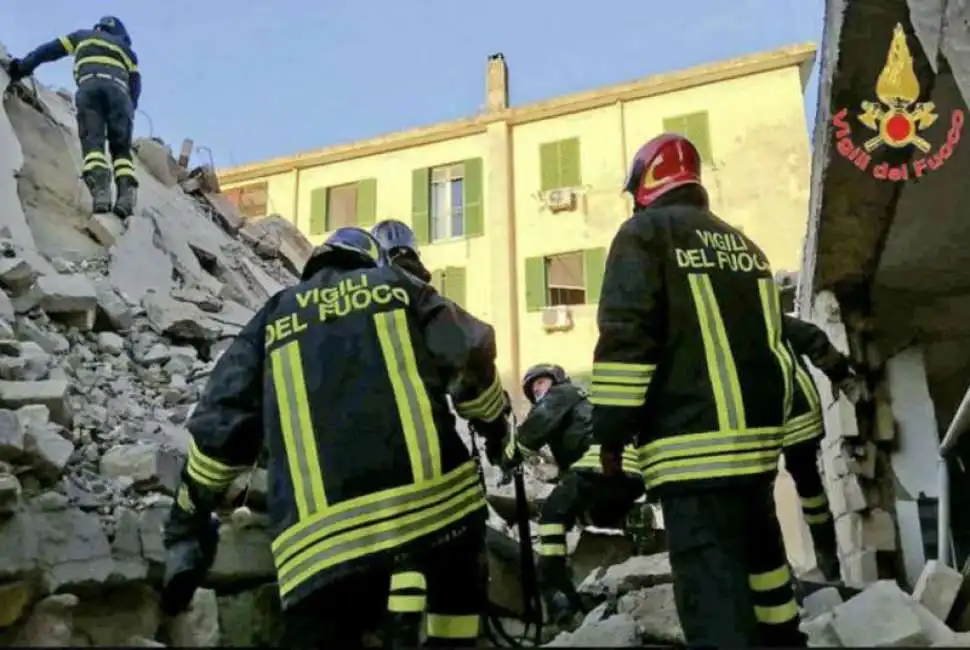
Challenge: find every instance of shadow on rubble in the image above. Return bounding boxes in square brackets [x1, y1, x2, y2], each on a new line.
[3, 90, 104, 262]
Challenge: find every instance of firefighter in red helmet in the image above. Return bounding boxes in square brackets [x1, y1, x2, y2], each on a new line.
[591, 133, 806, 647]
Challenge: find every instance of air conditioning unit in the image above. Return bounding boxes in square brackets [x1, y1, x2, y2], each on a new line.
[540, 305, 573, 332]
[544, 188, 577, 213]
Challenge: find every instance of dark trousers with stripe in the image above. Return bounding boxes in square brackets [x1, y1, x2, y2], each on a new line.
[784, 438, 840, 581]
[662, 479, 806, 647]
[281, 570, 388, 648]
[538, 470, 646, 613]
[75, 78, 135, 187]
[385, 518, 487, 647]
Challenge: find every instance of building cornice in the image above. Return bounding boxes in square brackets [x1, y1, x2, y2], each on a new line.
[218, 43, 816, 185]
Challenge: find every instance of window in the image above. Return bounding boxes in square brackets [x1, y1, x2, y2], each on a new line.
[662, 111, 713, 163]
[224, 181, 268, 220]
[524, 248, 607, 312]
[430, 164, 465, 242]
[411, 159, 484, 244]
[539, 137, 581, 192]
[430, 266, 467, 308]
[306, 178, 378, 237]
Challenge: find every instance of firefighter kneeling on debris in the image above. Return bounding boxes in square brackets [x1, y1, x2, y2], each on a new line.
[489, 363, 647, 626]
[6, 16, 140, 219]
[591, 133, 806, 647]
[158, 226, 511, 648]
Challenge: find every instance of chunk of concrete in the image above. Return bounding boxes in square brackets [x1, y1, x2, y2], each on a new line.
[578, 553, 673, 597]
[70, 584, 160, 646]
[109, 507, 148, 583]
[32, 273, 97, 314]
[0, 408, 23, 461]
[86, 213, 126, 249]
[32, 502, 114, 592]
[617, 583, 684, 644]
[207, 515, 276, 585]
[133, 138, 180, 187]
[14, 593, 79, 647]
[547, 612, 640, 647]
[0, 381, 71, 427]
[0, 257, 40, 293]
[92, 279, 133, 331]
[0, 473, 22, 514]
[138, 497, 172, 565]
[99, 443, 183, 495]
[0, 510, 39, 580]
[143, 292, 221, 341]
[163, 588, 220, 647]
[831, 580, 944, 647]
[913, 560, 964, 622]
[216, 584, 283, 647]
[804, 586, 844, 619]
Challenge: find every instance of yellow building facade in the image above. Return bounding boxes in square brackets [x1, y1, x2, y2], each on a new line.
[218, 44, 816, 398]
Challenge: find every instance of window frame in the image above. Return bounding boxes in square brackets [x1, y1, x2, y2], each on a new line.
[325, 182, 360, 231]
[429, 162, 466, 243]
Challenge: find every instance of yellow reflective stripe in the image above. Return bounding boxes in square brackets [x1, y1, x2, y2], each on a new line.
[758, 278, 794, 424]
[754, 600, 799, 624]
[391, 571, 426, 591]
[591, 362, 655, 385]
[375, 309, 442, 482]
[427, 614, 480, 639]
[805, 512, 832, 524]
[539, 523, 565, 536]
[388, 595, 425, 613]
[589, 383, 647, 407]
[83, 151, 110, 172]
[456, 373, 506, 422]
[794, 362, 821, 411]
[175, 485, 195, 513]
[783, 410, 823, 447]
[275, 468, 484, 599]
[59, 36, 75, 54]
[113, 158, 133, 170]
[688, 274, 746, 430]
[270, 341, 327, 520]
[186, 438, 247, 489]
[572, 444, 643, 474]
[74, 38, 135, 70]
[539, 543, 566, 557]
[505, 438, 536, 461]
[74, 55, 128, 75]
[641, 443, 781, 489]
[749, 565, 790, 591]
[800, 493, 828, 509]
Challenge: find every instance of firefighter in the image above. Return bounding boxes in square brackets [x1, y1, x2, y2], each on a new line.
[591, 133, 806, 647]
[372, 219, 432, 282]
[782, 315, 870, 582]
[159, 227, 511, 648]
[6, 16, 140, 218]
[500, 363, 645, 625]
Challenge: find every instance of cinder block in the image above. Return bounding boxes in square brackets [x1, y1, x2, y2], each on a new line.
[842, 549, 879, 587]
[862, 508, 896, 552]
[831, 580, 926, 647]
[912, 560, 964, 622]
[830, 474, 867, 516]
[835, 513, 863, 557]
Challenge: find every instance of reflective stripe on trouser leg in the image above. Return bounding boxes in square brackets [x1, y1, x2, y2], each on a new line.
[374, 309, 443, 482]
[83, 150, 110, 172]
[112, 157, 135, 179]
[270, 340, 328, 520]
[749, 565, 800, 630]
[388, 570, 426, 647]
[426, 614, 480, 644]
[538, 522, 567, 557]
[801, 492, 832, 525]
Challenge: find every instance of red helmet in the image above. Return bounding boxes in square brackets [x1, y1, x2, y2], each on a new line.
[623, 134, 703, 209]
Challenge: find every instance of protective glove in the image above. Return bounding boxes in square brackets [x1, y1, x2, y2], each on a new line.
[836, 374, 870, 404]
[160, 514, 220, 616]
[4, 59, 27, 83]
[600, 447, 623, 478]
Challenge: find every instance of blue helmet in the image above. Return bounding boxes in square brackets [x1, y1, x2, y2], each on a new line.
[371, 219, 419, 258]
[301, 227, 384, 281]
[94, 16, 131, 46]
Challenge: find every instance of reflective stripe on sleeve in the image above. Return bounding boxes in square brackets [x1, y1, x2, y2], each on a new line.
[759, 278, 794, 424]
[589, 362, 654, 407]
[186, 438, 247, 490]
[59, 36, 75, 54]
[455, 373, 507, 422]
[271, 340, 328, 520]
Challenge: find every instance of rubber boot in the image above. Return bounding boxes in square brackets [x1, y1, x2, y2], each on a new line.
[113, 176, 138, 219]
[83, 169, 113, 214]
[538, 557, 585, 627]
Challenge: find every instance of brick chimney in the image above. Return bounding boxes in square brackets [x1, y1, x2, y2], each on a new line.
[485, 53, 509, 112]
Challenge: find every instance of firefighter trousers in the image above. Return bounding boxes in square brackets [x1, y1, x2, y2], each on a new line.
[537, 470, 645, 613]
[662, 479, 807, 647]
[75, 78, 135, 187]
[784, 438, 840, 581]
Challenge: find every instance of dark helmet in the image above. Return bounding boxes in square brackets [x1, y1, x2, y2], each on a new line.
[300, 227, 384, 282]
[522, 363, 568, 403]
[372, 220, 419, 259]
[94, 16, 131, 46]
[623, 133, 705, 209]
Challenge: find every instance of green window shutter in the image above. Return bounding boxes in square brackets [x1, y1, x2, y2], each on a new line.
[524, 256, 548, 312]
[539, 142, 560, 192]
[663, 112, 712, 163]
[444, 266, 467, 308]
[430, 269, 444, 293]
[411, 168, 431, 244]
[662, 115, 688, 135]
[559, 137, 581, 187]
[462, 158, 484, 237]
[582, 247, 607, 304]
[308, 187, 328, 235]
[355, 178, 377, 227]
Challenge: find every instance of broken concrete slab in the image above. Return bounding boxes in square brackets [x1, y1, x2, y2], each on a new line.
[0, 381, 71, 427]
[913, 560, 964, 622]
[207, 516, 276, 585]
[142, 292, 221, 341]
[31, 498, 114, 592]
[99, 443, 182, 495]
[31, 273, 97, 316]
[86, 213, 126, 249]
[831, 580, 952, 647]
[133, 138, 180, 188]
[107, 216, 174, 307]
[578, 553, 673, 598]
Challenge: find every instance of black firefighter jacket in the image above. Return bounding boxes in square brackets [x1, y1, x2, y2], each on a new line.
[168, 263, 509, 609]
[781, 315, 852, 448]
[504, 382, 642, 478]
[591, 203, 798, 497]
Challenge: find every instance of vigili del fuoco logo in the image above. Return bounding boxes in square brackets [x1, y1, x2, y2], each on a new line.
[831, 23, 965, 181]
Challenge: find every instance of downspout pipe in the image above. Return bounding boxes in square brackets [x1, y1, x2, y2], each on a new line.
[936, 382, 970, 566]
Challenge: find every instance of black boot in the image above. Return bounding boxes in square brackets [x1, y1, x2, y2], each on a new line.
[83, 169, 113, 214]
[816, 547, 841, 583]
[113, 176, 138, 219]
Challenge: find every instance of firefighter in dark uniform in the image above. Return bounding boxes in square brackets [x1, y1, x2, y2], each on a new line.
[500, 363, 644, 624]
[159, 227, 511, 648]
[782, 315, 869, 582]
[591, 133, 805, 647]
[6, 16, 141, 218]
[372, 219, 433, 283]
